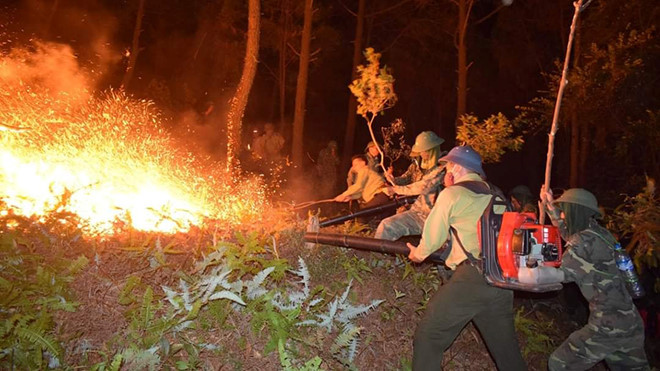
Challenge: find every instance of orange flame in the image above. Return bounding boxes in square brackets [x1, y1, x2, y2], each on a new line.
[0, 43, 267, 234]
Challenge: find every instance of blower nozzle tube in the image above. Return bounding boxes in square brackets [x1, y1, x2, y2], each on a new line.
[304, 232, 445, 264]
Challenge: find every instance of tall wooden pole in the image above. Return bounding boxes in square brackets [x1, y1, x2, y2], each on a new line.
[540, 0, 585, 224]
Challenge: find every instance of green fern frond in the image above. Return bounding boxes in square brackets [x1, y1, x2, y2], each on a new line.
[141, 287, 155, 329]
[331, 325, 362, 359]
[15, 327, 62, 360]
[66, 255, 89, 275]
[119, 276, 142, 305]
[109, 353, 123, 371]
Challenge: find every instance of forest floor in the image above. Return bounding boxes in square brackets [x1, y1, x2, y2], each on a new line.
[5, 202, 658, 370]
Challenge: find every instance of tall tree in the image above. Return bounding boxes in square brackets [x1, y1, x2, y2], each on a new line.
[291, 0, 313, 169]
[452, 0, 509, 126]
[121, 0, 146, 90]
[341, 0, 367, 173]
[454, 0, 470, 127]
[225, 0, 261, 172]
[278, 0, 291, 131]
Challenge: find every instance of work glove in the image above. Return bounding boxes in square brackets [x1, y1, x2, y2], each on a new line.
[518, 266, 565, 285]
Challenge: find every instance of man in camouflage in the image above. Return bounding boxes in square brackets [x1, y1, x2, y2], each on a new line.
[519, 188, 649, 370]
[392, 154, 423, 186]
[375, 131, 445, 240]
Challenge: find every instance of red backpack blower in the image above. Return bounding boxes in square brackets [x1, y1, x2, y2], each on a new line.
[453, 181, 563, 293]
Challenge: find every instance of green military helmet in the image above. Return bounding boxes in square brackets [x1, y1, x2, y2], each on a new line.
[411, 131, 444, 153]
[556, 188, 602, 217]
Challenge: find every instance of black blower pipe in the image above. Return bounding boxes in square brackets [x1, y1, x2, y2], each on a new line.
[319, 195, 417, 228]
[304, 232, 445, 264]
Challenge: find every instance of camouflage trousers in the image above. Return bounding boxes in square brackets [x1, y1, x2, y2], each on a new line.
[374, 210, 426, 240]
[549, 320, 649, 371]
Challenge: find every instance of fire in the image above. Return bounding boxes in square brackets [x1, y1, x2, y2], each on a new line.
[0, 43, 267, 234]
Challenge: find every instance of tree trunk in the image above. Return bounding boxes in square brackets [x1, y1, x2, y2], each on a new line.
[225, 0, 260, 172]
[278, 0, 290, 132]
[121, 0, 146, 90]
[455, 0, 471, 127]
[291, 0, 313, 170]
[341, 0, 366, 174]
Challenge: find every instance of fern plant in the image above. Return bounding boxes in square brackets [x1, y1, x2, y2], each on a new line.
[0, 231, 87, 369]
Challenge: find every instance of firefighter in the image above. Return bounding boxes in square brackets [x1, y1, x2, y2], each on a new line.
[252, 123, 285, 160]
[365, 141, 383, 173]
[374, 131, 445, 240]
[334, 154, 389, 209]
[316, 140, 339, 199]
[391, 152, 423, 185]
[347, 141, 386, 187]
[518, 188, 649, 370]
[509, 185, 538, 214]
[406, 145, 526, 370]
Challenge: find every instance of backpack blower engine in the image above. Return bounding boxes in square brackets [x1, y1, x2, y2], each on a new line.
[481, 210, 564, 292]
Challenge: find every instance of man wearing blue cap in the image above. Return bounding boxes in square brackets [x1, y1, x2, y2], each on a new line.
[406, 145, 526, 370]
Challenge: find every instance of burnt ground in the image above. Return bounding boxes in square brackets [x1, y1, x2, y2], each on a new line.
[27, 215, 658, 370]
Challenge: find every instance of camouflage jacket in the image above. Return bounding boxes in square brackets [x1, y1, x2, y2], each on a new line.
[391, 165, 445, 216]
[393, 161, 424, 186]
[549, 208, 642, 334]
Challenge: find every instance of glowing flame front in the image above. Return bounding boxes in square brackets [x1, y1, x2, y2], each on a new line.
[0, 43, 267, 234]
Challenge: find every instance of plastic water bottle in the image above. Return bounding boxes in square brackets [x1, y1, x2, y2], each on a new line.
[613, 243, 645, 299]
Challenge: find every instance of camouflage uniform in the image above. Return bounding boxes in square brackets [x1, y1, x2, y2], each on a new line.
[374, 165, 445, 240]
[393, 160, 424, 185]
[547, 207, 649, 370]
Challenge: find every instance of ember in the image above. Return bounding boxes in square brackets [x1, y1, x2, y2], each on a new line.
[0, 43, 268, 234]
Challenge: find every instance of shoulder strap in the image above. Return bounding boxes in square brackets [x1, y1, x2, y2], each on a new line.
[452, 180, 491, 195]
[450, 226, 481, 264]
[583, 227, 618, 249]
[448, 180, 509, 265]
[453, 180, 512, 211]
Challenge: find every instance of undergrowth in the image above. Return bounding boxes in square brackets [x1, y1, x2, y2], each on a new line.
[0, 230, 87, 369]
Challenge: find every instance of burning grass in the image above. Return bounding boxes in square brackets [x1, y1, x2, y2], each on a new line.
[0, 42, 268, 235]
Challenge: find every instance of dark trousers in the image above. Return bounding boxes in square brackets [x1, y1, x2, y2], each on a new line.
[412, 263, 527, 370]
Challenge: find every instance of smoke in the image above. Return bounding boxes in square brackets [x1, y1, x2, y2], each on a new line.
[502, 0, 514, 5]
[16, 0, 121, 83]
[1, 42, 89, 94]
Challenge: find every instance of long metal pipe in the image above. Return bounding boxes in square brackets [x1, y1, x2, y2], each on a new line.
[304, 232, 446, 264]
[319, 195, 417, 227]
